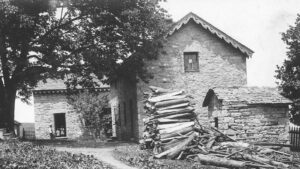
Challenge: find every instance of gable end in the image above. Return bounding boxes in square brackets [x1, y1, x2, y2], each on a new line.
[167, 12, 254, 57]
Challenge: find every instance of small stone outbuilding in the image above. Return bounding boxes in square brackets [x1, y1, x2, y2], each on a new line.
[33, 79, 110, 139]
[202, 87, 292, 143]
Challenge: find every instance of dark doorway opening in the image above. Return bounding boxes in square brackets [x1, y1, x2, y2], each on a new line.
[102, 108, 112, 138]
[54, 113, 66, 137]
[129, 99, 135, 138]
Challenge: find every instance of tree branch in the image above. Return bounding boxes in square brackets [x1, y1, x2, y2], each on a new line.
[30, 15, 84, 45]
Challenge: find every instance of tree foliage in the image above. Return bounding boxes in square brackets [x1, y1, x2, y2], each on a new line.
[0, 0, 169, 131]
[68, 91, 109, 139]
[276, 14, 300, 124]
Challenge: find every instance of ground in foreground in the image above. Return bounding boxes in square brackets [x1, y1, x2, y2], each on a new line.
[0, 141, 113, 169]
[112, 144, 222, 169]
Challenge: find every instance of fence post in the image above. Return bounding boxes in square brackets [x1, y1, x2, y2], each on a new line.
[289, 123, 300, 152]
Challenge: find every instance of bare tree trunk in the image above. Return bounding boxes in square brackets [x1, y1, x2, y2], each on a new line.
[0, 87, 16, 132]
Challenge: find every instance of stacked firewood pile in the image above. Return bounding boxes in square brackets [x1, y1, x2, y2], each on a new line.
[140, 86, 300, 169]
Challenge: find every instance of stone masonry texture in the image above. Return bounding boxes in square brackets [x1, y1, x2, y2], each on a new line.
[34, 94, 82, 139]
[136, 20, 248, 138]
[34, 92, 109, 139]
[210, 103, 289, 143]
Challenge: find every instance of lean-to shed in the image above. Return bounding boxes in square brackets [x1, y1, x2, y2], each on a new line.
[202, 87, 292, 143]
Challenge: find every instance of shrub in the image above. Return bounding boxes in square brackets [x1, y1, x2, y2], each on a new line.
[0, 141, 113, 169]
[68, 90, 111, 139]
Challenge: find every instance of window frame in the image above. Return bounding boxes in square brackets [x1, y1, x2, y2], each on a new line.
[183, 52, 199, 72]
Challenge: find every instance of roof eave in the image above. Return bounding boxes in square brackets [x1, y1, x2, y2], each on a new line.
[166, 12, 254, 58]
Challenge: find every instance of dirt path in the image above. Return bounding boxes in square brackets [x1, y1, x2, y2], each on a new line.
[55, 147, 137, 169]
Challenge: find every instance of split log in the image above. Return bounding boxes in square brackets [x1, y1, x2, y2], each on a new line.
[176, 151, 184, 160]
[166, 132, 198, 159]
[161, 135, 190, 142]
[156, 107, 194, 115]
[196, 154, 246, 168]
[149, 86, 171, 94]
[159, 122, 195, 135]
[160, 126, 194, 139]
[148, 91, 185, 103]
[210, 127, 236, 142]
[155, 132, 197, 159]
[242, 154, 290, 168]
[206, 136, 216, 149]
[161, 131, 194, 142]
[159, 112, 193, 119]
[155, 98, 190, 108]
[157, 122, 194, 130]
[157, 102, 190, 111]
[162, 138, 186, 150]
[253, 142, 292, 147]
[258, 148, 292, 157]
[155, 111, 193, 119]
[156, 118, 191, 124]
[219, 141, 250, 149]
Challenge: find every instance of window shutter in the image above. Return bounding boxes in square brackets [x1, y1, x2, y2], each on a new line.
[184, 54, 189, 71]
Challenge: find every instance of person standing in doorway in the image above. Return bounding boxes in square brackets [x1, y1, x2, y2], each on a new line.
[48, 125, 54, 140]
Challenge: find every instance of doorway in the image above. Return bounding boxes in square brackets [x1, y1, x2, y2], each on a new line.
[54, 113, 66, 137]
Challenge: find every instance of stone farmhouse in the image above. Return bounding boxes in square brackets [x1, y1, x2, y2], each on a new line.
[33, 12, 291, 141]
[110, 12, 255, 141]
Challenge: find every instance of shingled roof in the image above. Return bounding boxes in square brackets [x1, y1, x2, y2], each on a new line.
[33, 79, 109, 94]
[167, 12, 254, 57]
[203, 86, 292, 106]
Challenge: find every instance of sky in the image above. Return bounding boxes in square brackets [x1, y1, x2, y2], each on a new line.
[15, 0, 300, 123]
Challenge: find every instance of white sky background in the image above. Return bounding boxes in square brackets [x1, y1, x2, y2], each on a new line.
[15, 0, 300, 122]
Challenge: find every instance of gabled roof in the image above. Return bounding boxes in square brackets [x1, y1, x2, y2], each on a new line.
[167, 12, 254, 57]
[203, 86, 292, 106]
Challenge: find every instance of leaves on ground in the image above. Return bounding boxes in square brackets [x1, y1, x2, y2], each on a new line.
[0, 141, 113, 169]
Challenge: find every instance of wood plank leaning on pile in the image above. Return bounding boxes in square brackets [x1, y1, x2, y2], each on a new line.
[140, 86, 300, 169]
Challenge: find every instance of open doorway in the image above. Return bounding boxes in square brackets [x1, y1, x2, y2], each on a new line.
[54, 113, 66, 137]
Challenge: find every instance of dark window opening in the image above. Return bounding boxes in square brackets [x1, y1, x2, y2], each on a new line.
[54, 113, 66, 137]
[184, 52, 199, 72]
[85, 119, 91, 126]
[214, 117, 218, 128]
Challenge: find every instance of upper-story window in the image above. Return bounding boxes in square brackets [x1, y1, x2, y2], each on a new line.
[184, 52, 199, 72]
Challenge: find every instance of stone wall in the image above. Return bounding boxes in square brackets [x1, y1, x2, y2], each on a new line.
[34, 94, 82, 139]
[209, 101, 289, 143]
[34, 92, 109, 140]
[136, 20, 248, 138]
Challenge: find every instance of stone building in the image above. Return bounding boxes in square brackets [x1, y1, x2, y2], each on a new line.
[202, 87, 292, 143]
[33, 79, 109, 139]
[110, 12, 255, 141]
